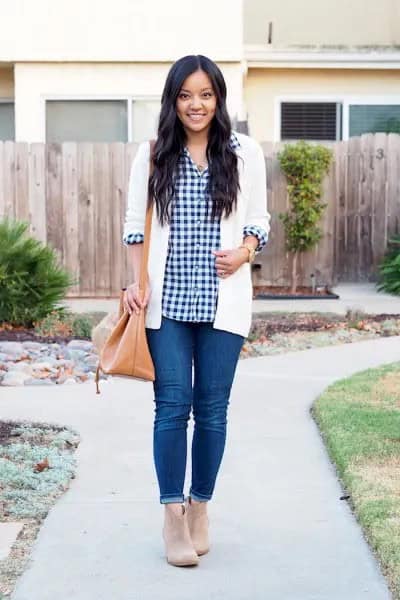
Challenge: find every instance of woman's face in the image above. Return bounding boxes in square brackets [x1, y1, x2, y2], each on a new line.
[176, 69, 217, 135]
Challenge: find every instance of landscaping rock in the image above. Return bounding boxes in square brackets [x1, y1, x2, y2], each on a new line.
[67, 340, 93, 352]
[1, 371, 31, 386]
[24, 378, 56, 386]
[0, 342, 25, 354]
[21, 341, 43, 351]
[9, 363, 33, 375]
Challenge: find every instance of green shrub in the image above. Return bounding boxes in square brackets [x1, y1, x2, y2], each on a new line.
[33, 308, 74, 337]
[71, 314, 94, 338]
[277, 140, 333, 293]
[0, 217, 76, 327]
[376, 234, 400, 295]
[34, 310, 102, 339]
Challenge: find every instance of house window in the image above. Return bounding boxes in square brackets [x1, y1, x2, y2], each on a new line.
[46, 98, 161, 143]
[0, 102, 15, 141]
[46, 100, 128, 142]
[131, 100, 160, 142]
[349, 104, 400, 137]
[281, 102, 341, 141]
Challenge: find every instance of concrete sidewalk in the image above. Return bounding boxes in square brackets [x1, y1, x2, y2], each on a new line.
[2, 336, 400, 599]
[61, 282, 400, 316]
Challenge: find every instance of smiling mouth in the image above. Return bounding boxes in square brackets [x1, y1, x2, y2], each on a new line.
[188, 114, 206, 120]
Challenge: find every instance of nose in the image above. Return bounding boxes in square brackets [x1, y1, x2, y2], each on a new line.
[190, 96, 203, 110]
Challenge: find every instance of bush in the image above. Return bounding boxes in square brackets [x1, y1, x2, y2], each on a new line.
[34, 310, 105, 339]
[376, 234, 400, 295]
[277, 140, 333, 293]
[0, 217, 76, 327]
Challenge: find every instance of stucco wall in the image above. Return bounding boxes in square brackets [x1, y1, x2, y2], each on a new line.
[245, 68, 400, 141]
[244, 0, 400, 46]
[14, 62, 244, 142]
[0, 0, 242, 62]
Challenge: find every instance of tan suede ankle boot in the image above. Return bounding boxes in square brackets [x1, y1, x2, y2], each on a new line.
[186, 495, 210, 555]
[162, 503, 200, 567]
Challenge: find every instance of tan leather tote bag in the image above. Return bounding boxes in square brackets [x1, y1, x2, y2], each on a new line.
[94, 139, 156, 394]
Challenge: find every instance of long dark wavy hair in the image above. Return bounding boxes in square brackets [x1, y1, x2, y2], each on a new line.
[148, 54, 241, 225]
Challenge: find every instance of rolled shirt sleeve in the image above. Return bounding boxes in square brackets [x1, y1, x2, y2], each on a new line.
[242, 224, 268, 253]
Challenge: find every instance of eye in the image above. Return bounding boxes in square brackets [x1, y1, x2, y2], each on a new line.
[203, 92, 213, 97]
[179, 93, 189, 99]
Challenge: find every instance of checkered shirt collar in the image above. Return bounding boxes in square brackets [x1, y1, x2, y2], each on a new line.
[181, 130, 241, 158]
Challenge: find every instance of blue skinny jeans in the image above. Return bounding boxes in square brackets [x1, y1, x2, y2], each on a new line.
[145, 316, 244, 504]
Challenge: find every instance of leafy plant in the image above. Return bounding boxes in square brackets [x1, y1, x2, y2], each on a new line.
[34, 310, 104, 339]
[376, 234, 400, 295]
[33, 309, 74, 337]
[277, 140, 333, 293]
[71, 314, 95, 338]
[0, 217, 76, 327]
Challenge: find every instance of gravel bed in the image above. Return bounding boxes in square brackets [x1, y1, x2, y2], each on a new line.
[0, 314, 399, 386]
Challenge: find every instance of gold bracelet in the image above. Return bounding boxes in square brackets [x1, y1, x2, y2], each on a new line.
[239, 243, 256, 263]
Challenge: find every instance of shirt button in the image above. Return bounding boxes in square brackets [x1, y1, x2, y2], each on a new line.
[197, 219, 201, 225]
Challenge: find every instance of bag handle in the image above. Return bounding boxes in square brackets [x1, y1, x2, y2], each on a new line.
[138, 138, 157, 296]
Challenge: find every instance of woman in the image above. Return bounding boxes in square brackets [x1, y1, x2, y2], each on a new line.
[122, 54, 271, 567]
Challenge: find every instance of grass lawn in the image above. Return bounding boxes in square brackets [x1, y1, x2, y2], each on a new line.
[312, 361, 400, 599]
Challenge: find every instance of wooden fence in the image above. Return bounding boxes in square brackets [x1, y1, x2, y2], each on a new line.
[0, 133, 399, 297]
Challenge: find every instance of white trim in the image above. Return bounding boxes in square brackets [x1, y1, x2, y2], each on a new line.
[274, 94, 400, 142]
[41, 94, 161, 142]
[342, 95, 400, 140]
[274, 95, 344, 142]
[245, 45, 400, 70]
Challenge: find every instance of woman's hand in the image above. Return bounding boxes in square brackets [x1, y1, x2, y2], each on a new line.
[124, 278, 151, 315]
[212, 248, 249, 278]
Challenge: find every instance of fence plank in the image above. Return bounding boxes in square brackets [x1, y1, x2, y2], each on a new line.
[3, 142, 16, 221]
[387, 133, 400, 241]
[46, 143, 63, 264]
[62, 143, 80, 296]
[14, 142, 29, 225]
[78, 143, 95, 296]
[94, 143, 112, 296]
[28, 143, 47, 243]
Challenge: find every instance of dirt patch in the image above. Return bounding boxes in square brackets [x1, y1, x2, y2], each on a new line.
[368, 372, 400, 410]
[253, 285, 336, 297]
[350, 456, 400, 499]
[249, 312, 400, 339]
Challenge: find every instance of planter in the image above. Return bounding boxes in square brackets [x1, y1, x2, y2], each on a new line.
[252, 285, 340, 300]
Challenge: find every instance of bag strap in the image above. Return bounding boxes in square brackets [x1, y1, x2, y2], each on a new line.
[138, 139, 156, 294]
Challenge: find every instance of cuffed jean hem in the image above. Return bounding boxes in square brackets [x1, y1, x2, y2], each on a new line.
[160, 493, 185, 504]
[189, 489, 212, 502]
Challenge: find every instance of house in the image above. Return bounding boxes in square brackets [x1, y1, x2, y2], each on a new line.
[244, 0, 400, 141]
[0, 0, 243, 144]
[1, 0, 399, 144]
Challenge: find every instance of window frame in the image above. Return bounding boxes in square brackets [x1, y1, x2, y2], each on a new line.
[42, 94, 161, 143]
[275, 94, 400, 142]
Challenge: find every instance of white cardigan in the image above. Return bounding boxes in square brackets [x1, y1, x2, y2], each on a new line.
[123, 130, 271, 338]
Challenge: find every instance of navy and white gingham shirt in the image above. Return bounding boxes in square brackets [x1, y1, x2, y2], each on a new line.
[123, 131, 268, 322]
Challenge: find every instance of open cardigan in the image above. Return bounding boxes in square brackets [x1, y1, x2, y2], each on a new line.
[122, 130, 271, 338]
